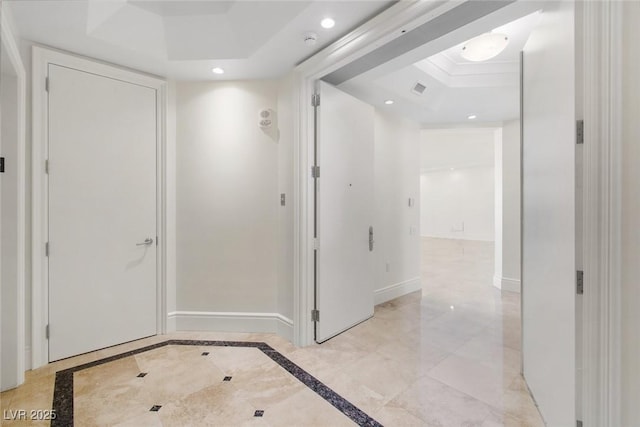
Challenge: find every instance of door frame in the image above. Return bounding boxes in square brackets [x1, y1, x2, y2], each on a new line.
[582, 1, 624, 425]
[293, 0, 621, 424]
[31, 46, 168, 369]
[1, 8, 27, 387]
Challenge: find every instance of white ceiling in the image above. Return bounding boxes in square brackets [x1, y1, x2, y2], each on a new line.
[339, 7, 542, 127]
[6, 0, 392, 80]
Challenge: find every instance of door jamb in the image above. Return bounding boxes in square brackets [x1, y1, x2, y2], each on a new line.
[582, 1, 623, 425]
[31, 46, 168, 369]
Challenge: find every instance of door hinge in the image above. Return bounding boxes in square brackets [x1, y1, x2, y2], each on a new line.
[0, 157, 4, 173]
[313, 238, 319, 250]
[45, 77, 49, 93]
[45, 159, 49, 174]
[45, 242, 49, 257]
[46, 324, 50, 339]
[576, 270, 584, 295]
[311, 93, 320, 107]
[576, 120, 584, 145]
[311, 309, 319, 322]
[311, 165, 320, 178]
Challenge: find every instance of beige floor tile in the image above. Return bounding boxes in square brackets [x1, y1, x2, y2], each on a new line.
[427, 353, 519, 409]
[388, 375, 494, 426]
[158, 382, 258, 426]
[264, 387, 356, 427]
[373, 405, 427, 426]
[230, 363, 306, 409]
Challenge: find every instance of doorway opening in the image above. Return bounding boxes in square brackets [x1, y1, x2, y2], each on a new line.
[298, 0, 579, 424]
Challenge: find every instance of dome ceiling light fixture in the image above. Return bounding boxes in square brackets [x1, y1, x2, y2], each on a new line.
[460, 32, 509, 62]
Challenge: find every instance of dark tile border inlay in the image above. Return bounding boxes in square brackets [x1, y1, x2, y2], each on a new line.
[51, 340, 382, 427]
[254, 410, 264, 417]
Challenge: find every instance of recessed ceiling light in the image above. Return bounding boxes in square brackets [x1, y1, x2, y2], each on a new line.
[211, 67, 224, 75]
[384, 99, 394, 105]
[468, 114, 477, 120]
[321, 18, 335, 29]
[461, 32, 509, 62]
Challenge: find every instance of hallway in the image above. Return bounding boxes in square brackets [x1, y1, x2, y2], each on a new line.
[0, 238, 543, 426]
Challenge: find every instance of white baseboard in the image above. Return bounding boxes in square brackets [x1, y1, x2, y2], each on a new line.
[166, 315, 177, 333]
[493, 275, 521, 293]
[24, 346, 31, 371]
[374, 277, 421, 305]
[168, 311, 294, 339]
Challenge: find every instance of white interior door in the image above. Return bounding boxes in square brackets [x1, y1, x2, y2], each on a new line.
[315, 81, 374, 343]
[521, 2, 575, 425]
[48, 64, 157, 361]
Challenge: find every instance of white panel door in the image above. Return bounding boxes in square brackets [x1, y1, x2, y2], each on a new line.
[315, 81, 375, 342]
[48, 65, 157, 361]
[522, 2, 575, 425]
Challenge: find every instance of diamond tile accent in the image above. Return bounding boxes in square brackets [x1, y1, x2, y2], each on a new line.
[223, 376, 232, 382]
[254, 410, 264, 417]
[137, 372, 147, 378]
[149, 405, 162, 412]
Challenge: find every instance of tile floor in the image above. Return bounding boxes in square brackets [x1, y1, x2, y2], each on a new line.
[0, 237, 544, 426]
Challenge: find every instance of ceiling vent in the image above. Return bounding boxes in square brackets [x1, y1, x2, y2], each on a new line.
[412, 82, 426, 95]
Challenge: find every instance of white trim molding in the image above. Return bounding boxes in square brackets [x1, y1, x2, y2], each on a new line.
[582, 1, 623, 426]
[493, 275, 521, 293]
[31, 47, 169, 369]
[1, 6, 27, 388]
[374, 278, 421, 306]
[168, 311, 294, 340]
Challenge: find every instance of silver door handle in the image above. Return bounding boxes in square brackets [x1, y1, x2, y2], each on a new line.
[136, 238, 153, 246]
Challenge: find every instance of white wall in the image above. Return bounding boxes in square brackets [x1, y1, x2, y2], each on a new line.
[420, 128, 496, 241]
[494, 132, 503, 285]
[1, 5, 27, 387]
[373, 110, 421, 303]
[622, 2, 640, 424]
[494, 120, 521, 292]
[165, 79, 177, 331]
[276, 73, 295, 334]
[175, 81, 280, 322]
[1, 64, 19, 390]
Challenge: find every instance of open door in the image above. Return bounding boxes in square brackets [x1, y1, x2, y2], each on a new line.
[521, 1, 576, 425]
[314, 81, 375, 343]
